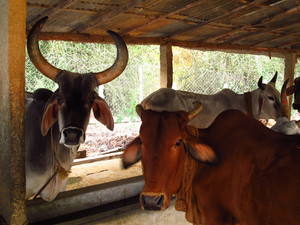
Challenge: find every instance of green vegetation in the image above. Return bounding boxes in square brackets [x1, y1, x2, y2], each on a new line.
[25, 41, 299, 122]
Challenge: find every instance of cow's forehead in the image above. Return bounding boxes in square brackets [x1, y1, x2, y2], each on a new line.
[264, 84, 279, 96]
[140, 110, 187, 142]
[55, 72, 98, 98]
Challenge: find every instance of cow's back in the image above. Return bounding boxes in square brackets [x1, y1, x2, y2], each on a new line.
[141, 88, 239, 128]
[191, 110, 300, 224]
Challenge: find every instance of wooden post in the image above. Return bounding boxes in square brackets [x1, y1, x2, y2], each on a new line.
[284, 53, 297, 119]
[160, 43, 173, 88]
[0, 0, 27, 224]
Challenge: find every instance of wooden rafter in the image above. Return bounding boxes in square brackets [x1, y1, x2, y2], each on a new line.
[204, 2, 298, 44]
[231, 20, 300, 44]
[276, 41, 300, 49]
[253, 32, 300, 47]
[168, 0, 269, 38]
[120, 0, 205, 35]
[71, 0, 150, 33]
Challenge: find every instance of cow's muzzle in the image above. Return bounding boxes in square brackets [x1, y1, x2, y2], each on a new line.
[140, 193, 165, 211]
[60, 127, 84, 147]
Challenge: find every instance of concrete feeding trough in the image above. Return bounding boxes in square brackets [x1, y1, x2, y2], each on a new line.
[27, 176, 144, 223]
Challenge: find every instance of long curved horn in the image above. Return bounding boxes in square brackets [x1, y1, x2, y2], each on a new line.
[27, 17, 61, 81]
[280, 79, 290, 118]
[187, 102, 203, 121]
[94, 30, 128, 85]
[136, 104, 144, 118]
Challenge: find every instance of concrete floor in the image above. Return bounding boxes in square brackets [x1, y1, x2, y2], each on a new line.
[56, 200, 191, 225]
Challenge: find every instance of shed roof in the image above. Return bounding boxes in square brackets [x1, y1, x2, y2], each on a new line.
[26, 0, 300, 57]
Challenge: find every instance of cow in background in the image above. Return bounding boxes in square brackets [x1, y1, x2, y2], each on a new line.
[285, 77, 300, 112]
[123, 105, 300, 225]
[271, 79, 300, 134]
[142, 73, 281, 128]
[25, 17, 128, 201]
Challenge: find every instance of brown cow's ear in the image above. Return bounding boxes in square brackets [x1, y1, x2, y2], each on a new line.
[41, 99, 58, 136]
[185, 138, 218, 164]
[122, 136, 142, 169]
[92, 96, 114, 131]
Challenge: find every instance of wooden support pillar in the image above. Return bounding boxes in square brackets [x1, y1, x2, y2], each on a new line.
[0, 0, 27, 224]
[160, 43, 173, 88]
[284, 53, 297, 119]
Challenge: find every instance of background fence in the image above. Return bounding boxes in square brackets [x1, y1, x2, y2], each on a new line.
[25, 41, 299, 123]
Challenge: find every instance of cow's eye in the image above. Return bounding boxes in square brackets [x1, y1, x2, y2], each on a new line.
[268, 96, 275, 101]
[175, 139, 182, 146]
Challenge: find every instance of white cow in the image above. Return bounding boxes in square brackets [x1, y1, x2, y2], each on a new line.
[142, 73, 281, 128]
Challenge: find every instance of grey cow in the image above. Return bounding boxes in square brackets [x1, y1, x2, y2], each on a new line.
[142, 73, 281, 128]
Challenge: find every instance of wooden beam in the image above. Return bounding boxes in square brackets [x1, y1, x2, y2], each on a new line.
[160, 43, 173, 88]
[38, 32, 300, 56]
[0, 0, 27, 224]
[284, 53, 297, 119]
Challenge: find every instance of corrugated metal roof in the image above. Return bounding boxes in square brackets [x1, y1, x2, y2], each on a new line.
[26, 0, 300, 56]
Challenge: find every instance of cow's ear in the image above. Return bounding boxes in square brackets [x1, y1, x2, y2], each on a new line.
[92, 96, 114, 131]
[41, 99, 58, 136]
[122, 136, 142, 169]
[184, 137, 218, 164]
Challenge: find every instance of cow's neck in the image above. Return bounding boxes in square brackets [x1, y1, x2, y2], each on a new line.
[243, 92, 254, 118]
[175, 126, 201, 213]
[247, 88, 262, 119]
[236, 89, 261, 119]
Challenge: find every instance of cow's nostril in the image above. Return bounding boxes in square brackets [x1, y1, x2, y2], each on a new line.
[157, 195, 164, 207]
[63, 129, 69, 139]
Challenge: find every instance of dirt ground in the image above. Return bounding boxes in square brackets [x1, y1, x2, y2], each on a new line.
[67, 116, 142, 190]
[78, 116, 141, 158]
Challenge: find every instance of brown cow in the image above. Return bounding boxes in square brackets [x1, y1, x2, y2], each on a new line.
[123, 105, 300, 225]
